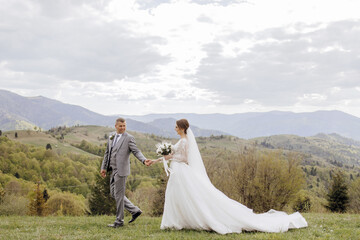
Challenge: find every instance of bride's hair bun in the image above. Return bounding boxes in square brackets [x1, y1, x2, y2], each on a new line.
[176, 119, 189, 134]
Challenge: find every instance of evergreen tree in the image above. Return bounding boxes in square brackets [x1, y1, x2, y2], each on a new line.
[88, 165, 116, 215]
[326, 171, 349, 213]
[0, 130, 2, 136]
[29, 183, 46, 216]
[151, 173, 167, 216]
[46, 143, 52, 150]
[15, 132, 18, 138]
[43, 189, 50, 202]
[310, 167, 317, 176]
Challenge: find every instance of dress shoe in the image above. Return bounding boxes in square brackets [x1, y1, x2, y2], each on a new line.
[107, 222, 124, 228]
[129, 211, 142, 223]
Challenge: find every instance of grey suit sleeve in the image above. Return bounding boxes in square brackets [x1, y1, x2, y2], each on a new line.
[128, 136, 146, 164]
[101, 139, 110, 170]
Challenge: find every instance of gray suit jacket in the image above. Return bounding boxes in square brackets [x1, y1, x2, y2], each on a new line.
[101, 132, 146, 176]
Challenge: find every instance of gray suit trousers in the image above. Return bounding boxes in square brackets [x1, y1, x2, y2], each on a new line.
[110, 172, 140, 224]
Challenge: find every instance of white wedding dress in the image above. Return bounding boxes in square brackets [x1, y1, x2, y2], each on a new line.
[160, 128, 308, 234]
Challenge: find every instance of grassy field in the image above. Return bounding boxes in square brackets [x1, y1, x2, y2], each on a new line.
[4, 130, 96, 156]
[1, 213, 359, 240]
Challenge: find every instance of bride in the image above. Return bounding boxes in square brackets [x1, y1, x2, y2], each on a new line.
[151, 119, 308, 234]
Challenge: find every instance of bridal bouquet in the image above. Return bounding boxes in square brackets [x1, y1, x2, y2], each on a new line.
[156, 142, 173, 156]
[156, 142, 173, 176]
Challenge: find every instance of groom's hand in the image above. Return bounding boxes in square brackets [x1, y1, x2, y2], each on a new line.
[144, 159, 152, 166]
[100, 169, 106, 178]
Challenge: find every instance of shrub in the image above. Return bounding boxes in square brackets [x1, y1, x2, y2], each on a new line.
[45, 192, 88, 216]
[5, 180, 23, 195]
[206, 148, 305, 212]
[0, 194, 29, 216]
[131, 184, 158, 216]
[348, 177, 360, 213]
[292, 190, 311, 212]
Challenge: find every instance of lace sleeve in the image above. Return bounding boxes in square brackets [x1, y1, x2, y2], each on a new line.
[171, 139, 188, 164]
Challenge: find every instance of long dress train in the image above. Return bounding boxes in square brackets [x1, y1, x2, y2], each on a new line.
[160, 131, 307, 234]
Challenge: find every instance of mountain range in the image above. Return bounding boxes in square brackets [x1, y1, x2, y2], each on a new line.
[1, 89, 360, 140]
[0, 89, 224, 137]
[123, 111, 360, 140]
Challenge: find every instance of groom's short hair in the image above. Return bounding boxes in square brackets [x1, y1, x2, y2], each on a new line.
[116, 117, 126, 123]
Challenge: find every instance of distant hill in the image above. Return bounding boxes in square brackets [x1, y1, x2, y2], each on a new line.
[2, 89, 360, 140]
[0, 89, 222, 137]
[252, 134, 360, 167]
[0, 89, 113, 129]
[147, 118, 227, 138]
[124, 111, 360, 140]
[314, 133, 360, 147]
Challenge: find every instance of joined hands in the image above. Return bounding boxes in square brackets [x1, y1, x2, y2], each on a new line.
[144, 159, 152, 166]
[145, 158, 165, 166]
[145, 159, 159, 166]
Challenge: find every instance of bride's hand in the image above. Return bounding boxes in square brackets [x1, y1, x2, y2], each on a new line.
[150, 158, 162, 164]
[164, 154, 173, 160]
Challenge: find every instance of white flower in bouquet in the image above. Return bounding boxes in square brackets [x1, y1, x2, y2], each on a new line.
[156, 142, 173, 156]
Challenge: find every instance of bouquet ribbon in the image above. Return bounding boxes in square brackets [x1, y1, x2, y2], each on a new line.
[161, 157, 172, 176]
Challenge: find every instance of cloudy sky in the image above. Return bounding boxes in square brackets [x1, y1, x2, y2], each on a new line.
[1, 0, 360, 117]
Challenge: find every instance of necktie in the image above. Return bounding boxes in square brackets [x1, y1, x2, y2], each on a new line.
[112, 134, 119, 147]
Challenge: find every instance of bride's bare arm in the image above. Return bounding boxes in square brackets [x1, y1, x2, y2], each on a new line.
[164, 154, 173, 160]
[151, 156, 170, 163]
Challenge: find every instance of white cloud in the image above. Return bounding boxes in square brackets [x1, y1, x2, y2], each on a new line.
[193, 20, 360, 111]
[0, 0, 168, 83]
[1, 0, 360, 117]
[298, 93, 327, 102]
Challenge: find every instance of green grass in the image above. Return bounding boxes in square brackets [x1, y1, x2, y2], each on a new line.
[1, 213, 359, 240]
[5, 130, 96, 156]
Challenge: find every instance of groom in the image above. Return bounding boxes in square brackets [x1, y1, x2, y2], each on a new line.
[100, 117, 152, 228]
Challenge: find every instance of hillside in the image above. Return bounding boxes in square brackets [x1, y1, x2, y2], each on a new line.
[4, 129, 96, 156]
[252, 134, 360, 167]
[5, 125, 360, 169]
[4, 125, 360, 179]
[0, 135, 100, 197]
[314, 133, 360, 147]
[0, 126, 360, 216]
